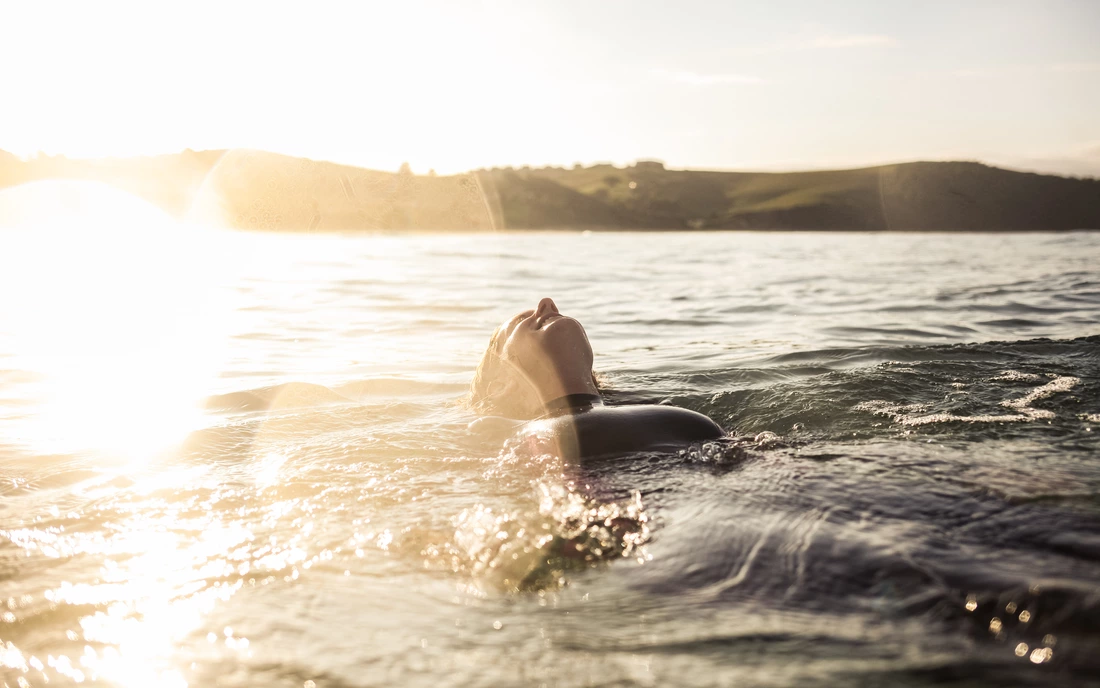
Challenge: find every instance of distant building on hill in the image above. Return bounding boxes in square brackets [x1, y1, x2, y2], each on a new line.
[633, 159, 665, 171]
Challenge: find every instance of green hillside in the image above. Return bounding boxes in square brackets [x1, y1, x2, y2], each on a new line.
[1, 150, 1098, 231]
[484, 161, 1100, 230]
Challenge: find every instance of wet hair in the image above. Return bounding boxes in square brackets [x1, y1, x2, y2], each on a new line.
[467, 321, 602, 420]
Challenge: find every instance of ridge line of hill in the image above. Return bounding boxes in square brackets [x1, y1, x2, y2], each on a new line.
[2, 149, 1098, 231]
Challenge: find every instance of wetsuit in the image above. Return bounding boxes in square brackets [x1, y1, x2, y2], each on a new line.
[518, 393, 725, 461]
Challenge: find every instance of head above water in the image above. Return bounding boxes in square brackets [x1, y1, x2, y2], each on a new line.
[469, 297, 600, 419]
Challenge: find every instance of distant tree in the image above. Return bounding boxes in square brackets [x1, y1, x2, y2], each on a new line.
[398, 162, 412, 175]
[428, 168, 437, 177]
[573, 162, 584, 170]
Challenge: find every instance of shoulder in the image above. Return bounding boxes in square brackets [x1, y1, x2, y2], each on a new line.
[593, 403, 720, 426]
[521, 404, 724, 460]
[589, 404, 724, 440]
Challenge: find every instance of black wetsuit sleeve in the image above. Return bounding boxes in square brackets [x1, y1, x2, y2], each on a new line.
[567, 405, 724, 459]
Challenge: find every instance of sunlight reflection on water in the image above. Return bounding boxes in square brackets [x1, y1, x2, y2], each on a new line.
[0, 181, 236, 460]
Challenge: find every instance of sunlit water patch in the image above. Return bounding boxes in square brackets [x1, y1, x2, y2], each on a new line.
[0, 228, 1098, 686]
[0, 182, 237, 461]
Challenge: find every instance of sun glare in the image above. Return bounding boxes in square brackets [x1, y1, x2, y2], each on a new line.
[0, 181, 234, 461]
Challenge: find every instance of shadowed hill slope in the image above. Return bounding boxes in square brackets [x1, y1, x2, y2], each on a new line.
[1, 150, 1097, 231]
[510, 161, 1100, 230]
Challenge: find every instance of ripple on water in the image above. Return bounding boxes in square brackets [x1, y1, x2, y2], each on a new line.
[1, 232, 1099, 685]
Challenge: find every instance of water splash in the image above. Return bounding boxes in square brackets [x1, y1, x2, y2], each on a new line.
[439, 482, 651, 593]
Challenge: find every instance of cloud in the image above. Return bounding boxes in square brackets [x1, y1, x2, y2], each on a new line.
[652, 69, 766, 86]
[1050, 62, 1100, 73]
[952, 67, 1020, 79]
[763, 32, 897, 51]
[806, 33, 896, 49]
[745, 28, 897, 54]
[954, 63, 1100, 79]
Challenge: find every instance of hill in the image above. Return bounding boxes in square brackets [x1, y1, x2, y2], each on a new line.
[1, 150, 1097, 231]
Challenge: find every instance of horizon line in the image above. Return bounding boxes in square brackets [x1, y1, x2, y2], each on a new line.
[2, 146, 1096, 181]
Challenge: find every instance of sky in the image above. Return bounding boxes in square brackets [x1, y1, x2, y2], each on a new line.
[1, 0, 1098, 175]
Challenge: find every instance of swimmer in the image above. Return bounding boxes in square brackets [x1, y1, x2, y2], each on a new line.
[468, 297, 724, 460]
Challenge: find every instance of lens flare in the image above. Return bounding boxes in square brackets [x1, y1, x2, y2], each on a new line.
[0, 180, 234, 461]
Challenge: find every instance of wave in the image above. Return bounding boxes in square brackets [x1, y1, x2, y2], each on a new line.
[650, 336, 1100, 440]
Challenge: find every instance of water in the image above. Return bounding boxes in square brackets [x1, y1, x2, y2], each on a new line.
[1, 194, 1099, 686]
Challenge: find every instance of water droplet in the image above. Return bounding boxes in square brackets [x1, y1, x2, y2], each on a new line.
[1029, 647, 1053, 664]
[1019, 610, 1031, 623]
[492, 620, 503, 630]
[1015, 643, 1028, 657]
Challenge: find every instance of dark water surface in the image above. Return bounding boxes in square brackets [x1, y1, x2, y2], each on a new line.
[1, 219, 1099, 686]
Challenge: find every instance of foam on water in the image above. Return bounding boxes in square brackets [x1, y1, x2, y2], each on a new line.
[856, 374, 1081, 426]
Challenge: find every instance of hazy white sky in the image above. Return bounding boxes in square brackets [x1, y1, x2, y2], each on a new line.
[1, 0, 1098, 175]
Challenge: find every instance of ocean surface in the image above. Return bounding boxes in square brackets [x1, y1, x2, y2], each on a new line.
[1, 187, 1099, 687]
